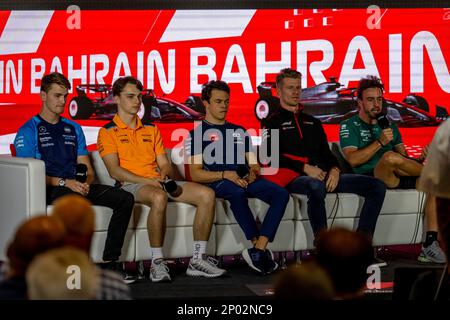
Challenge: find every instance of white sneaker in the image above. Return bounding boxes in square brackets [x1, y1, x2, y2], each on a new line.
[418, 241, 447, 264]
[186, 255, 226, 278]
[150, 259, 171, 282]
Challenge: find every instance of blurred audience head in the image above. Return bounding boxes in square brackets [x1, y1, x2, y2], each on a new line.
[6, 215, 66, 277]
[26, 247, 99, 300]
[315, 227, 373, 298]
[51, 194, 95, 252]
[274, 262, 334, 300]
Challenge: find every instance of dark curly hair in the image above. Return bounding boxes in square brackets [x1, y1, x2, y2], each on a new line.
[201, 80, 230, 103]
[357, 75, 384, 100]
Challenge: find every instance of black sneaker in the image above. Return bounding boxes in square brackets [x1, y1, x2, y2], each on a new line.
[264, 249, 279, 274]
[242, 247, 267, 275]
[100, 261, 136, 284]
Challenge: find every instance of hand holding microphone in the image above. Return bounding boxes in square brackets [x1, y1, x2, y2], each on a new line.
[376, 112, 393, 146]
[65, 163, 89, 195]
[223, 165, 249, 188]
[236, 164, 250, 179]
[76, 163, 88, 183]
[161, 178, 183, 198]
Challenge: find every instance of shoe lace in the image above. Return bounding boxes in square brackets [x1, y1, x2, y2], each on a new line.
[206, 256, 219, 266]
[152, 260, 169, 276]
[191, 256, 221, 272]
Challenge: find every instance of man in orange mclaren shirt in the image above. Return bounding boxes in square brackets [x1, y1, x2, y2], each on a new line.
[97, 76, 226, 282]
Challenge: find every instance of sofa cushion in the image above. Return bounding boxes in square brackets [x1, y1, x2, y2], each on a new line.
[215, 198, 260, 224]
[380, 189, 423, 215]
[91, 151, 115, 186]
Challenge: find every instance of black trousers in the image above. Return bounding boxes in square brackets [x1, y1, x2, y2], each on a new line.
[47, 184, 134, 261]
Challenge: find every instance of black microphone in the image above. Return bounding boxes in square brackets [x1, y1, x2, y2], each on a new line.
[75, 163, 88, 183]
[161, 178, 183, 197]
[236, 164, 250, 179]
[376, 112, 390, 129]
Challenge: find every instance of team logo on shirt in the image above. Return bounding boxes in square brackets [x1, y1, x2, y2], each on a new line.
[64, 127, 71, 134]
[39, 126, 46, 133]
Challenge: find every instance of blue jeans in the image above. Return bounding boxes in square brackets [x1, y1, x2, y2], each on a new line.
[209, 178, 290, 242]
[289, 174, 386, 238]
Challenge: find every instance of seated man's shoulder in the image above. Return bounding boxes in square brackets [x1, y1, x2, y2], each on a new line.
[18, 116, 40, 132]
[102, 120, 118, 130]
[340, 115, 360, 127]
[264, 109, 282, 123]
[302, 112, 321, 124]
[141, 119, 155, 127]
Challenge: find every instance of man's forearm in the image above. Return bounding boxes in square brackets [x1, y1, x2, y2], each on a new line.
[158, 165, 173, 180]
[345, 141, 382, 167]
[46, 176, 61, 187]
[189, 168, 224, 184]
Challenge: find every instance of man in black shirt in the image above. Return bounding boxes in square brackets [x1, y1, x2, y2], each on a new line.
[262, 68, 386, 243]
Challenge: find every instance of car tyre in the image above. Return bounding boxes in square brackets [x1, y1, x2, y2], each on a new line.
[69, 97, 94, 119]
[254, 97, 280, 121]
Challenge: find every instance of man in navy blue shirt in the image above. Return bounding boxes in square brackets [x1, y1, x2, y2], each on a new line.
[13, 72, 134, 280]
[186, 80, 290, 275]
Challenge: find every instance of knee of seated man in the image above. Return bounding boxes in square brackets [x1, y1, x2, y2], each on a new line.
[118, 189, 135, 208]
[149, 188, 168, 205]
[369, 177, 387, 196]
[380, 151, 404, 166]
[229, 187, 247, 199]
[196, 187, 216, 205]
[272, 185, 290, 202]
[308, 179, 327, 195]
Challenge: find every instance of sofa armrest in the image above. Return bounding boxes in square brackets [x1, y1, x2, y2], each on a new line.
[0, 156, 47, 260]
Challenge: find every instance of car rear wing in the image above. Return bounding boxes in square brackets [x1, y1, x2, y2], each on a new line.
[76, 84, 113, 96]
[257, 82, 276, 98]
[75, 84, 155, 97]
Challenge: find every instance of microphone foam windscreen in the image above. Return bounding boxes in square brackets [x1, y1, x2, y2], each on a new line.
[75, 163, 88, 183]
[236, 165, 250, 178]
[376, 113, 390, 129]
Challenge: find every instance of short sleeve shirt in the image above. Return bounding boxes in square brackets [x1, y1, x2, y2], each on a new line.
[14, 115, 88, 179]
[339, 114, 403, 174]
[186, 120, 253, 172]
[97, 114, 166, 179]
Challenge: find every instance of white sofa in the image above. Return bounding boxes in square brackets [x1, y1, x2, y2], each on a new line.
[0, 148, 425, 263]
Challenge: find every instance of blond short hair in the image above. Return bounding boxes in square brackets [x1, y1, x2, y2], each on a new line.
[26, 247, 99, 300]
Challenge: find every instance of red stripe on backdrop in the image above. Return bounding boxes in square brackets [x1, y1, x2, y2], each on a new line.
[0, 11, 10, 36]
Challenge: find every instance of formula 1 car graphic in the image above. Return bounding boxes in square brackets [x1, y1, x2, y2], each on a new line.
[68, 84, 205, 122]
[254, 79, 448, 127]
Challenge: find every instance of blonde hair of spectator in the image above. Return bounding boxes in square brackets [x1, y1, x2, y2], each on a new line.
[26, 247, 99, 300]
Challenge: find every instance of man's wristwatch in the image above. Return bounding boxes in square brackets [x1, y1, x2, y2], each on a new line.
[58, 178, 66, 187]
